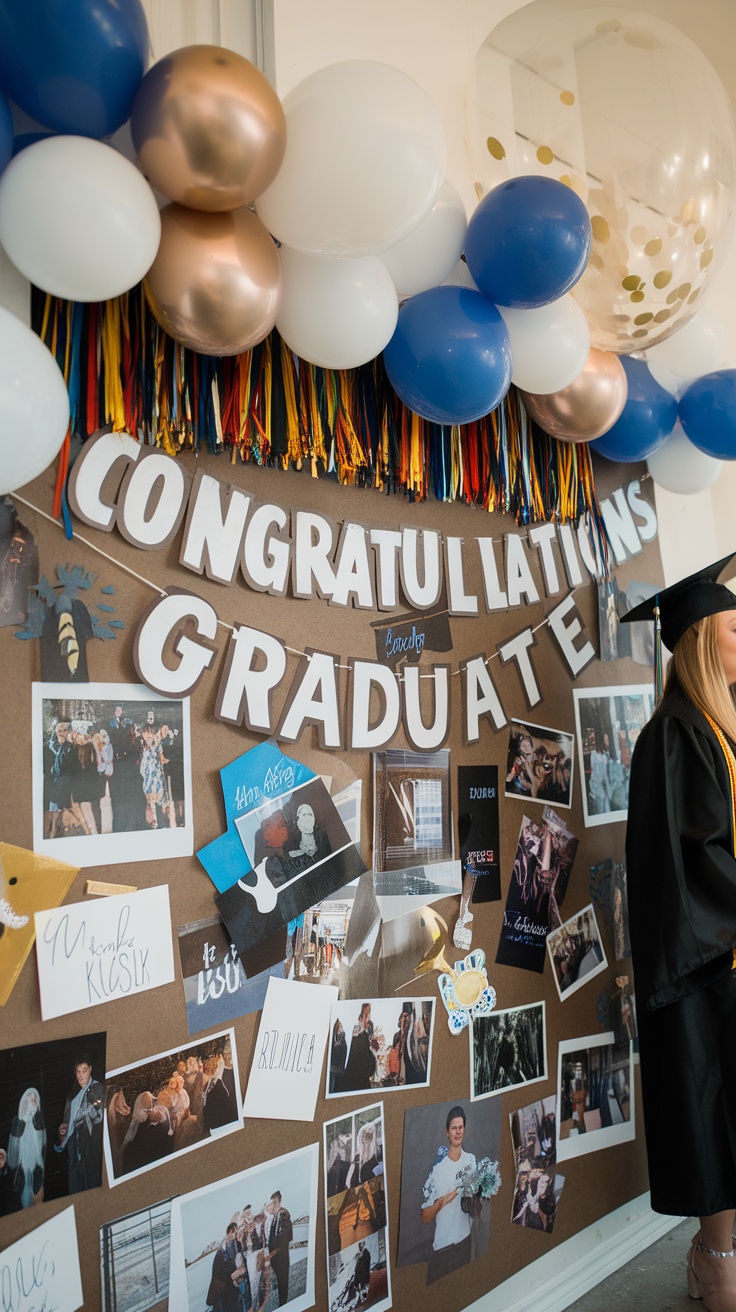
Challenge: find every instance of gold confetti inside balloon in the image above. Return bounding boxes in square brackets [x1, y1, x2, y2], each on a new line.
[468, 5, 736, 353]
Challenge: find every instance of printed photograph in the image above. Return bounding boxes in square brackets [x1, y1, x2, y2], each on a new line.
[168, 1143, 319, 1312]
[287, 887, 356, 987]
[573, 684, 655, 827]
[547, 904, 608, 1002]
[327, 999, 434, 1097]
[0, 1031, 106, 1215]
[509, 1095, 559, 1234]
[218, 777, 365, 955]
[591, 858, 631, 962]
[324, 1103, 390, 1312]
[598, 577, 658, 667]
[100, 1195, 175, 1312]
[609, 979, 638, 1046]
[471, 1002, 547, 1101]
[178, 915, 285, 1037]
[557, 1032, 635, 1161]
[32, 681, 193, 866]
[397, 1098, 502, 1286]
[372, 748, 453, 873]
[104, 1029, 242, 1185]
[495, 808, 579, 974]
[505, 720, 575, 810]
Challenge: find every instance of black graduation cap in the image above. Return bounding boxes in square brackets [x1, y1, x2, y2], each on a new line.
[621, 553, 736, 653]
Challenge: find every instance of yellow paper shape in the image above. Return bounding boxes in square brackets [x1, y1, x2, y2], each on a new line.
[0, 842, 79, 1006]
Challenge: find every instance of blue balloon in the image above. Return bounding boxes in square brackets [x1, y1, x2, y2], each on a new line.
[12, 131, 53, 157]
[590, 357, 676, 462]
[0, 85, 11, 176]
[0, 0, 149, 138]
[464, 175, 591, 308]
[383, 286, 512, 426]
[679, 369, 736, 458]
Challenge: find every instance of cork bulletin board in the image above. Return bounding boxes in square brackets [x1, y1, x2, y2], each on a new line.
[0, 446, 660, 1311]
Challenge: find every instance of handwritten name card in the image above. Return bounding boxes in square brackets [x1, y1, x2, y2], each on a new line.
[0, 1205, 83, 1312]
[243, 975, 337, 1122]
[35, 885, 175, 1020]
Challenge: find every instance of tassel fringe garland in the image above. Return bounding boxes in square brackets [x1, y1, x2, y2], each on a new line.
[33, 286, 610, 575]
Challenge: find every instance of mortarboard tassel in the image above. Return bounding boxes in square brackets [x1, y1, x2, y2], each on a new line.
[653, 599, 663, 706]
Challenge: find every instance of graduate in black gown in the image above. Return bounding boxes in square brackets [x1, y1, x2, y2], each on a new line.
[624, 555, 736, 1312]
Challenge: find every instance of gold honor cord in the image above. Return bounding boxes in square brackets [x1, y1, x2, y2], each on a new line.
[703, 711, 736, 971]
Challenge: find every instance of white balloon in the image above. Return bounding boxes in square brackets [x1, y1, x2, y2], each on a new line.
[646, 309, 727, 381]
[379, 180, 467, 297]
[276, 246, 398, 370]
[0, 136, 161, 301]
[647, 421, 722, 495]
[443, 258, 479, 290]
[0, 306, 70, 494]
[644, 357, 685, 399]
[256, 61, 446, 256]
[498, 296, 591, 394]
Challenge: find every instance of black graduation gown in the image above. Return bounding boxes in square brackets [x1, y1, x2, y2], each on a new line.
[626, 689, 736, 1215]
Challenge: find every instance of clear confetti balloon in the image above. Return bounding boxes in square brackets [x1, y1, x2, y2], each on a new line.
[468, 5, 736, 354]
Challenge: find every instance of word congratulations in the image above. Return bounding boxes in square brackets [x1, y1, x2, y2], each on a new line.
[68, 432, 658, 750]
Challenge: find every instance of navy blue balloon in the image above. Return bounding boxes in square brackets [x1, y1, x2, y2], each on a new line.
[383, 285, 512, 426]
[679, 369, 736, 459]
[464, 175, 591, 308]
[590, 357, 676, 462]
[0, 0, 149, 139]
[0, 85, 11, 176]
[12, 130, 53, 156]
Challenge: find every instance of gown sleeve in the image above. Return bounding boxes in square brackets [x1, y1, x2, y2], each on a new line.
[626, 710, 736, 1009]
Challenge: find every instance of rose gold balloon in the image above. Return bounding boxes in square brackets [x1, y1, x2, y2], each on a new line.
[131, 45, 286, 212]
[519, 348, 628, 443]
[144, 204, 282, 356]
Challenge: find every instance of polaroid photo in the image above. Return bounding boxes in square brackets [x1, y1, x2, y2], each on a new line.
[104, 1029, 242, 1186]
[324, 1103, 390, 1312]
[0, 1031, 106, 1215]
[556, 1032, 635, 1161]
[509, 1094, 558, 1233]
[327, 998, 434, 1097]
[396, 1097, 502, 1282]
[101, 1195, 176, 1312]
[470, 1002, 547, 1102]
[167, 1143, 319, 1312]
[572, 684, 655, 827]
[547, 904, 608, 1002]
[32, 681, 193, 866]
[504, 719, 575, 810]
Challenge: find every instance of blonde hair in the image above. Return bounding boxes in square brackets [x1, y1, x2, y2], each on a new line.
[663, 613, 736, 744]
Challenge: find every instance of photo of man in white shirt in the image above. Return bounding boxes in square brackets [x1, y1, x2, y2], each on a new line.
[421, 1105, 476, 1284]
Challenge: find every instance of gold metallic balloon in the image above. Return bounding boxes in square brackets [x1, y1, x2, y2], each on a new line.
[143, 204, 282, 356]
[519, 348, 628, 442]
[131, 45, 286, 212]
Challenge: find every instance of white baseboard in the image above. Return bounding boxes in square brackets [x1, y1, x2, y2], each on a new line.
[464, 1193, 684, 1312]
